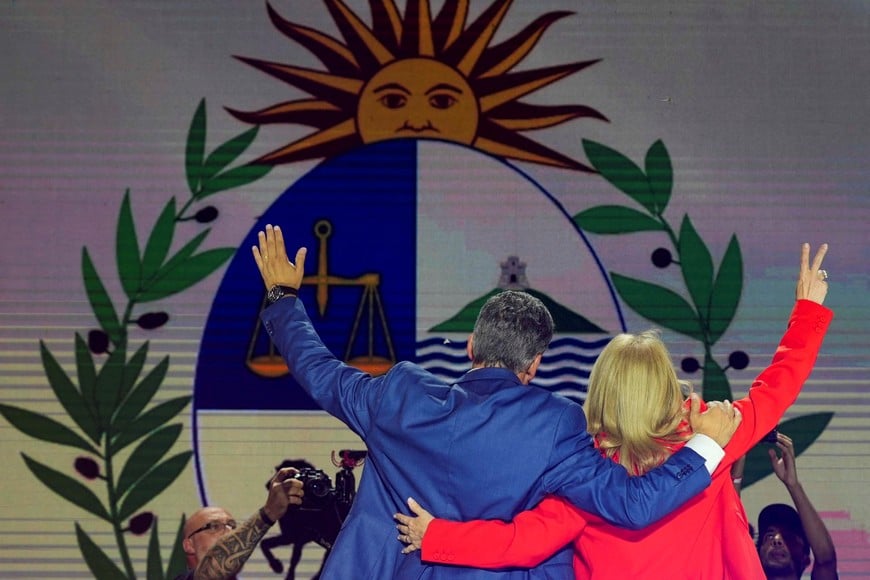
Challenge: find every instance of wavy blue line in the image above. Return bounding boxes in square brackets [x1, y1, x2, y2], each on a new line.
[420, 336, 612, 351]
[542, 352, 599, 365]
[550, 336, 613, 349]
[535, 368, 592, 380]
[417, 337, 456, 349]
[415, 352, 472, 364]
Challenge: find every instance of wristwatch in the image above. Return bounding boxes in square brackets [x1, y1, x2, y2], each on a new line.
[266, 284, 298, 305]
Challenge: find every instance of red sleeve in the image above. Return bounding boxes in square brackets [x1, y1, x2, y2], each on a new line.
[717, 299, 833, 473]
[421, 496, 586, 568]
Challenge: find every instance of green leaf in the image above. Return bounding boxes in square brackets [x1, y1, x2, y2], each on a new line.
[154, 229, 209, 283]
[610, 273, 704, 340]
[701, 355, 732, 402]
[140, 198, 178, 284]
[74, 334, 101, 440]
[582, 139, 656, 214]
[146, 516, 165, 580]
[165, 514, 188, 580]
[112, 355, 170, 437]
[137, 248, 236, 303]
[42, 339, 100, 443]
[708, 235, 743, 345]
[118, 341, 150, 408]
[82, 248, 122, 346]
[22, 453, 110, 521]
[780, 413, 834, 455]
[75, 523, 128, 580]
[200, 126, 260, 185]
[116, 424, 183, 498]
[116, 189, 142, 299]
[573, 205, 663, 234]
[185, 99, 207, 195]
[741, 413, 833, 489]
[95, 348, 126, 430]
[678, 215, 715, 324]
[112, 396, 191, 454]
[119, 451, 193, 520]
[200, 163, 272, 198]
[0, 404, 100, 455]
[644, 140, 673, 214]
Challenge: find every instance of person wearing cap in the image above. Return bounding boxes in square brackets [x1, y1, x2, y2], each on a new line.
[756, 432, 838, 580]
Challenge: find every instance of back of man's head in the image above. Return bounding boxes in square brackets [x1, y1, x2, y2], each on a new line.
[471, 290, 554, 374]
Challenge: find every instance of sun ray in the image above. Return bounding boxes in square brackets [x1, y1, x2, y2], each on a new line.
[226, 99, 346, 129]
[257, 118, 360, 165]
[476, 11, 572, 78]
[324, 0, 396, 73]
[432, 0, 468, 52]
[233, 1, 607, 172]
[475, 119, 595, 172]
[488, 103, 608, 131]
[477, 60, 601, 113]
[369, 0, 403, 50]
[234, 56, 363, 107]
[401, 0, 435, 57]
[266, 2, 359, 75]
[452, 0, 513, 76]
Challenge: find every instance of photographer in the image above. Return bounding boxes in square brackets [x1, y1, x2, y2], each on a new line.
[754, 433, 838, 580]
[174, 467, 303, 580]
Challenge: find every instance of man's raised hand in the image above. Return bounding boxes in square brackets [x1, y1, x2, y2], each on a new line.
[252, 224, 307, 291]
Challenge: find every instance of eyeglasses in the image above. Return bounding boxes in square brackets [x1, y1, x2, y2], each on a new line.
[187, 519, 237, 540]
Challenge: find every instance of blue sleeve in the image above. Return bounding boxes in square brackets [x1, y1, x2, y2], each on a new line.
[261, 297, 384, 437]
[543, 403, 710, 530]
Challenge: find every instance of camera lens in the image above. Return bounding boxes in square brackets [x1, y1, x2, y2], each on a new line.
[308, 478, 330, 497]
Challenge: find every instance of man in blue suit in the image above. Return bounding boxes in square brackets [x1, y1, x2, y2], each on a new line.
[252, 224, 740, 579]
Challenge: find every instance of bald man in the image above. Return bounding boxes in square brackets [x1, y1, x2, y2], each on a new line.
[175, 467, 304, 580]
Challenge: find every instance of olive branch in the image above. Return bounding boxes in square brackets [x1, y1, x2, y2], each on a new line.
[575, 139, 833, 488]
[0, 99, 270, 579]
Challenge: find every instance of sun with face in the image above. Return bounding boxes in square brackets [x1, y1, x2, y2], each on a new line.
[229, 0, 607, 171]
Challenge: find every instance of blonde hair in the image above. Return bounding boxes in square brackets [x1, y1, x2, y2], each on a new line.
[585, 330, 692, 475]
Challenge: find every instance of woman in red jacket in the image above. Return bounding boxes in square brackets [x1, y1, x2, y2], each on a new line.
[395, 243, 832, 579]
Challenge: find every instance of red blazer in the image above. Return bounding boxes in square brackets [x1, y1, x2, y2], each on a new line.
[423, 300, 832, 579]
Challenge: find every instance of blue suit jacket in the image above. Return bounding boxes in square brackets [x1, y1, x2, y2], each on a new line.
[263, 298, 710, 579]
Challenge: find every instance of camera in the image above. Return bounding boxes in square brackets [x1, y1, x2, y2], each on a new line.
[295, 467, 336, 509]
[268, 452, 364, 551]
[762, 428, 778, 444]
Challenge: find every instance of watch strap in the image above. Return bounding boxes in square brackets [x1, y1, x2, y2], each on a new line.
[267, 284, 299, 304]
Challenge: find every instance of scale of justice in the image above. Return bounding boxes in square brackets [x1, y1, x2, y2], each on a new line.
[246, 219, 397, 379]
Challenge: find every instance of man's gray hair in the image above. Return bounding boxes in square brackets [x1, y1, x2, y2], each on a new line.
[471, 290, 554, 374]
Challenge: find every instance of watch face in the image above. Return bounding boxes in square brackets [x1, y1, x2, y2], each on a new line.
[267, 286, 282, 303]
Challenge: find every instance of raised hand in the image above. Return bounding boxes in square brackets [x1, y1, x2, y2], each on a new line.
[796, 242, 829, 304]
[263, 466, 304, 523]
[769, 432, 799, 489]
[252, 224, 307, 291]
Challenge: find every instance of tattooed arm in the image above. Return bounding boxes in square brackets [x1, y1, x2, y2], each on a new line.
[194, 467, 304, 580]
[193, 510, 273, 580]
